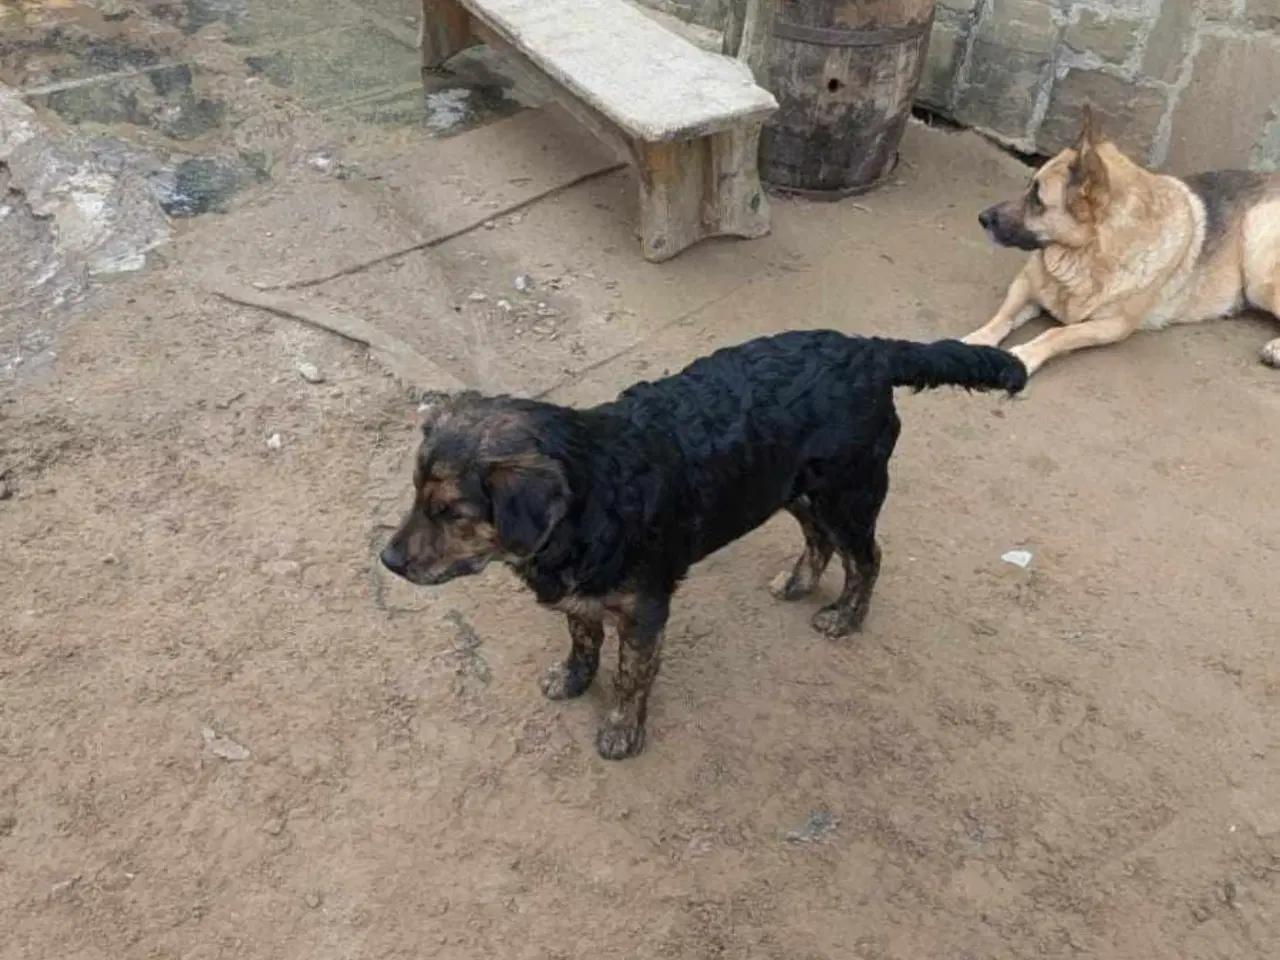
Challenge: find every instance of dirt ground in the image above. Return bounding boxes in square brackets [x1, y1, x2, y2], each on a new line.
[3, 93, 1280, 960]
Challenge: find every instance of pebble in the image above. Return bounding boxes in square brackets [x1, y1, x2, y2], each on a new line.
[304, 892, 322, 909]
[307, 153, 337, 175]
[514, 274, 533, 292]
[49, 875, 81, 901]
[263, 818, 285, 836]
[201, 727, 251, 762]
[266, 433, 283, 452]
[1001, 549, 1033, 569]
[468, 291, 487, 302]
[296, 361, 324, 384]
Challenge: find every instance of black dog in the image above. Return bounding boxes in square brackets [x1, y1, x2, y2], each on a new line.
[380, 331, 1026, 759]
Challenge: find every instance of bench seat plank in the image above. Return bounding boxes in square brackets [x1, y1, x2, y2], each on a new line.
[459, 0, 776, 142]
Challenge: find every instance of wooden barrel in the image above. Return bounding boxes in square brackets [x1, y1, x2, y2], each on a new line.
[759, 0, 935, 197]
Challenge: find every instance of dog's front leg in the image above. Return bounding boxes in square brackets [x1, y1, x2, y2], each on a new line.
[541, 613, 605, 700]
[1009, 311, 1140, 375]
[596, 594, 670, 760]
[963, 269, 1040, 347]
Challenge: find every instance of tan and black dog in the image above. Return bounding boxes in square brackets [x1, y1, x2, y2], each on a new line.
[964, 105, 1280, 375]
[380, 332, 1025, 759]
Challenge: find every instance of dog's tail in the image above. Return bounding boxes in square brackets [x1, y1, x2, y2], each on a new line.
[877, 338, 1027, 395]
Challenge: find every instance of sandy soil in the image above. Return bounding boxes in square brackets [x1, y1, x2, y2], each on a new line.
[2, 114, 1278, 960]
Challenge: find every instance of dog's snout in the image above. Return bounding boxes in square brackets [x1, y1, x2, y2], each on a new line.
[978, 207, 996, 230]
[380, 542, 408, 575]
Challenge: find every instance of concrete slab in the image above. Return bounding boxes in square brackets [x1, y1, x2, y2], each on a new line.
[462, 0, 775, 140]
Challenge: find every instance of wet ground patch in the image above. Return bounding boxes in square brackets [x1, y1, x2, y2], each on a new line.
[6, 0, 536, 223]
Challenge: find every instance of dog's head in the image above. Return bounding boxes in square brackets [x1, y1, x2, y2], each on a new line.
[379, 393, 569, 586]
[979, 105, 1113, 251]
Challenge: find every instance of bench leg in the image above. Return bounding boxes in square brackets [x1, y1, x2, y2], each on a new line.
[419, 0, 476, 69]
[635, 125, 771, 263]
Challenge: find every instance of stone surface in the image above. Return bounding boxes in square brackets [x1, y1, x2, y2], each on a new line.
[953, 0, 1059, 144]
[1168, 34, 1280, 172]
[1245, 0, 1280, 29]
[920, 16, 965, 110]
[1251, 108, 1280, 171]
[465, 0, 776, 141]
[1039, 69, 1167, 163]
[1141, 0, 1195, 84]
[1063, 9, 1141, 63]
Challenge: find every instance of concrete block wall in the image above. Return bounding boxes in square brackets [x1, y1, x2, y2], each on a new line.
[641, 0, 1279, 172]
[925, 0, 1280, 170]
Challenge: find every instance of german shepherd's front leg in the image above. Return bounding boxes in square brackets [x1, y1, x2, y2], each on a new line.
[963, 268, 1041, 348]
[1009, 310, 1144, 375]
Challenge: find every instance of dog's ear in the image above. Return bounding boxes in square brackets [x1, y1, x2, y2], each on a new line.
[485, 454, 568, 557]
[1067, 107, 1110, 219]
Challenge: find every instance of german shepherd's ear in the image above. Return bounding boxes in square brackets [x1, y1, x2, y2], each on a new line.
[1076, 104, 1102, 150]
[1067, 104, 1110, 220]
[484, 454, 568, 557]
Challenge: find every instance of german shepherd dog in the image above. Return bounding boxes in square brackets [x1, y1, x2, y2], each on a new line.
[380, 332, 1025, 759]
[964, 106, 1280, 375]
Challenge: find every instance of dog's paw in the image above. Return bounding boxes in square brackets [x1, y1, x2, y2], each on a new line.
[595, 712, 646, 760]
[1007, 343, 1041, 379]
[770, 567, 815, 601]
[539, 659, 593, 701]
[811, 603, 866, 639]
[1260, 338, 1280, 369]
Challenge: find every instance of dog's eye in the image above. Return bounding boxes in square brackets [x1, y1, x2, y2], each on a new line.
[1028, 182, 1044, 212]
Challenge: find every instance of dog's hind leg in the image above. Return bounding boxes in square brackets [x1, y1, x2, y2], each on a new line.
[541, 613, 605, 701]
[596, 594, 670, 760]
[808, 466, 889, 639]
[963, 269, 1040, 347]
[770, 496, 835, 601]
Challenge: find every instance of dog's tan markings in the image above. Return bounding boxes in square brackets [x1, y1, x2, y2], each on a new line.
[771, 499, 834, 601]
[596, 615, 663, 760]
[811, 542, 882, 638]
[965, 102, 1280, 376]
[540, 613, 605, 701]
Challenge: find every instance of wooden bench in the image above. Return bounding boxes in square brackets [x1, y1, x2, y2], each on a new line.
[418, 0, 779, 262]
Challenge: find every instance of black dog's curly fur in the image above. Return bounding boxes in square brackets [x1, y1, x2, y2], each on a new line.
[381, 331, 1026, 758]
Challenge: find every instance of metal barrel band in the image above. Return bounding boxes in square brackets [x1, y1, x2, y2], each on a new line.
[770, 16, 934, 49]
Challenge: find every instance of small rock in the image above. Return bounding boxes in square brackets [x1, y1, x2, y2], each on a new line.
[50, 875, 81, 901]
[495, 299, 512, 312]
[266, 433, 283, 452]
[1001, 549, 1033, 569]
[482, 221, 496, 230]
[514, 274, 533, 292]
[263, 818, 285, 836]
[785, 810, 839, 844]
[307, 153, 337, 175]
[468, 291, 487, 302]
[296, 361, 324, 384]
[304, 892, 322, 909]
[201, 727, 251, 762]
